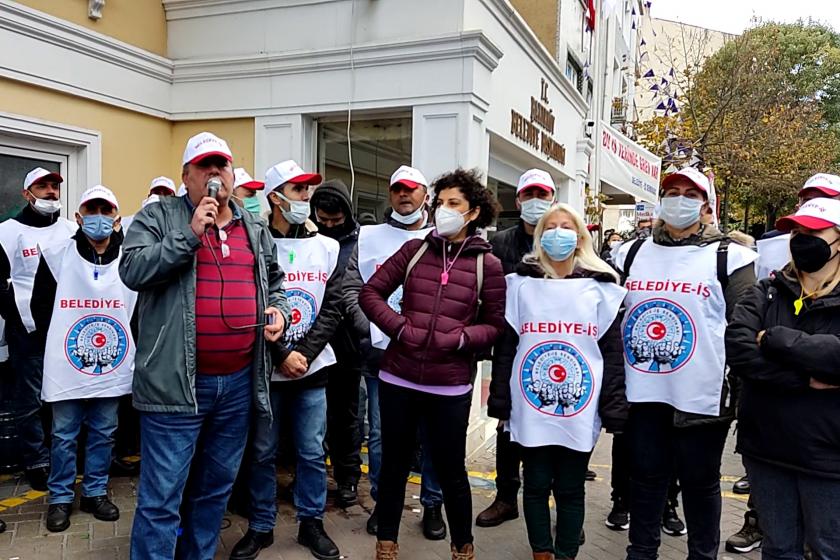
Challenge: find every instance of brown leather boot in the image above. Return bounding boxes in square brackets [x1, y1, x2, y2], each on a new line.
[451, 543, 475, 560]
[532, 552, 554, 560]
[375, 540, 399, 560]
[475, 498, 519, 527]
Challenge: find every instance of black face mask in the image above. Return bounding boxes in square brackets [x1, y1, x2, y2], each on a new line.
[790, 233, 840, 273]
[317, 221, 351, 240]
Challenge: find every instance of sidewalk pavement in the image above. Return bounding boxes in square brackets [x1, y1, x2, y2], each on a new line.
[0, 432, 758, 559]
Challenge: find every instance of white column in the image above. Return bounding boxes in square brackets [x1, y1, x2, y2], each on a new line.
[412, 103, 490, 186]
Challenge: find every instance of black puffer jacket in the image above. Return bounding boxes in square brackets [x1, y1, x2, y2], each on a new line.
[488, 261, 628, 433]
[727, 269, 840, 479]
[491, 221, 533, 275]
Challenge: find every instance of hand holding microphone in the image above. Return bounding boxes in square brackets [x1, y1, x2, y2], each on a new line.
[190, 178, 222, 237]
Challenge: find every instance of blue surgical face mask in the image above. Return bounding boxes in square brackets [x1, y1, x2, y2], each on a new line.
[658, 196, 704, 229]
[240, 195, 262, 215]
[273, 191, 310, 224]
[520, 198, 553, 226]
[540, 228, 578, 261]
[81, 214, 115, 241]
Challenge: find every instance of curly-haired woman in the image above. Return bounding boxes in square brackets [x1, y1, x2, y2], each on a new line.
[360, 169, 506, 560]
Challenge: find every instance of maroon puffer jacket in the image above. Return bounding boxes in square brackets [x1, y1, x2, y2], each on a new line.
[359, 232, 506, 386]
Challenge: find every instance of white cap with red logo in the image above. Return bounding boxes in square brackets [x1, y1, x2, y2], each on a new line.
[390, 165, 428, 190]
[148, 176, 176, 195]
[79, 185, 119, 212]
[516, 169, 556, 194]
[234, 168, 265, 191]
[799, 173, 840, 198]
[661, 166, 711, 196]
[24, 167, 63, 190]
[265, 160, 322, 192]
[777, 198, 840, 232]
[182, 132, 233, 166]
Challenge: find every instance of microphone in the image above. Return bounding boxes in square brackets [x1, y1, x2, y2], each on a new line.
[207, 178, 221, 200]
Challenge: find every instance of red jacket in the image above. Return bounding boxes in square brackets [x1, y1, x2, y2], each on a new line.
[359, 232, 506, 386]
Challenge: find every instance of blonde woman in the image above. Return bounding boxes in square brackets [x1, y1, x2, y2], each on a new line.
[487, 204, 628, 560]
[726, 197, 840, 559]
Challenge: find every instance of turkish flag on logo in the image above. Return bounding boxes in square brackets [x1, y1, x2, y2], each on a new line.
[586, 0, 596, 30]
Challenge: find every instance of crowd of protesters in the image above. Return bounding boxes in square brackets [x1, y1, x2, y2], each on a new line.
[0, 130, 836, 560]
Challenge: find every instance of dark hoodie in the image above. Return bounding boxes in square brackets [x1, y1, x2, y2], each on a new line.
[487, 260, 628, 433]
[311, 180, 360, 365]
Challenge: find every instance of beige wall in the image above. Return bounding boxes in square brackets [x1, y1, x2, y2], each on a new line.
[0, 80, 256, 213]
[14, 0, 167, 56]
[171, 120, 256, 181]
[510, 0, 558, 58]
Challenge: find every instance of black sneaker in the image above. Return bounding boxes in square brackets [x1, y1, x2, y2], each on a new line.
[732, 475, 751, 495]
[25, 467, 49, 492]
[46, 503, 72, 533]
[80, 495, 120, 522]
[422, 505, 447, 541]
[366, 508, 378, 536]
[230, 529, 274, 560]
[336, 481, 358, 508]
[298, 518, 340, 560]
[662, 503, 687, 536]
[605, 501, 630, 531]
[725, 510, 762, 554]
[585, 469, 597, 481]
[110, 457, 140, 477]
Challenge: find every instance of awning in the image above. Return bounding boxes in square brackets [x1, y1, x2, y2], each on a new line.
[598, 121, 661, 205]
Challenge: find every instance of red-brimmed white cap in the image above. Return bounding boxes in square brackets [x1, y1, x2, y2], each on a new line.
[390, 165, 428, 190]
[234, 168, 265, 191]
[265, 160, 322, 191]
[182, 132, 233, 166]
[516, 168, 556, 194]
[777, 198, 840, 232]
[661, 166, 711, 197]
[24, 167, 63, 190]
[79, 185, 119, 211]
[799, 173, 840, 198]
[148, 176, 176, 195]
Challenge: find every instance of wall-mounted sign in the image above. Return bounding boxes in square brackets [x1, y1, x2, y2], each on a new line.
[598, 121, 661, 205]
[510, 79, 566, 165]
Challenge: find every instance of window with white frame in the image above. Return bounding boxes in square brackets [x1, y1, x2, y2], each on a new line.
[0, 144, 67, 221]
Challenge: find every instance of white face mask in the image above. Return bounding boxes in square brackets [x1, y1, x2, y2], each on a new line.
[520, 198, 553, 226]
[391, 205, 424, 226]
[658, 196, 703, 229]
[273, 191, 310, 225]
[435, 206, 470, 238]
[32, 197, 61, 216]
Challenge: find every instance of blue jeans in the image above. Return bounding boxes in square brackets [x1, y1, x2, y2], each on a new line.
[48, 397, 119, 504]
[7, 322, 50, 470]
[365, 377, 442, 507]
[130, 367, 252, 560]
[746, 457, 840, 560]
[249, 385, 327, 531]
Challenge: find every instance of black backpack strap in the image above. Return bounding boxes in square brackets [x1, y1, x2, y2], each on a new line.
[717, 238, 731, 292]
[620, 238, 646, 286]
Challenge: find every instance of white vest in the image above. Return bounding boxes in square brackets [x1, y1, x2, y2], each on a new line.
[40, 240, 137, 402]
[616, 239, 757, 415]
[357, 223, 429, 350]
[0, 217, 76, 332]
[506, 275, 626, 452]
[272, 234, 339, 381]
[756, 234, 790, 279]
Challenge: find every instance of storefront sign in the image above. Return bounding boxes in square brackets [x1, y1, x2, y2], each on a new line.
[635, 202, 655, 221]
[510, 79, 566, 165]
[599, 121, 661, 205]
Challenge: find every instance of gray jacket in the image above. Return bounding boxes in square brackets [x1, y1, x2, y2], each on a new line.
[119, 196, 290, 416]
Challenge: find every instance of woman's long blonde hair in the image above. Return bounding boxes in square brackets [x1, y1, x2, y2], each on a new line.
[525, 203, 619, 282]
[784, 226, 840, 300]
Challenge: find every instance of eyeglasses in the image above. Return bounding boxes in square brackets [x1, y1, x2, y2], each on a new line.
[218, 228, 230, 259]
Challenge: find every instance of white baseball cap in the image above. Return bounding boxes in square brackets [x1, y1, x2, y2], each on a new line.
[182, 132, 233, 166]
[777, 197, 840, 232]
[390, 165, 428, 190]
[79, 185, 119, 211]
[661, 166, 711, 196]
[799, 173, 840, 197]
[234, 168, 265, 191]
[148, 176, 176, 195]
[24, 167, 63, 190]
[177, 183, 187, 197]
[516, 169, 556, 194]
[265, 160, 322, 192]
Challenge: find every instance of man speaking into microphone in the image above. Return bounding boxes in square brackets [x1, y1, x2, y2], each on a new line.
[120, 132, 290, 560]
